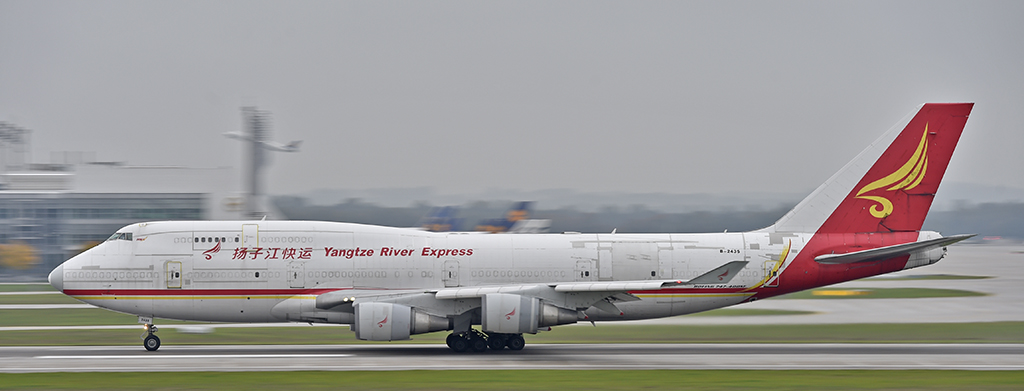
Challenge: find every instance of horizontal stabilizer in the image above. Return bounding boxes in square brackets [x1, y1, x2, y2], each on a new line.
[685, 261, 749, 285]
[814, 234, 975, 264]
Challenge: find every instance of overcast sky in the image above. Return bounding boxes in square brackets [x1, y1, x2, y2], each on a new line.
[1, 1, 1021, 199]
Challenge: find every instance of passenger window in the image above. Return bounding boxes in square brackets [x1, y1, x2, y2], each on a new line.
[201, 237, 206, 243]
[194, 237, 199, 243]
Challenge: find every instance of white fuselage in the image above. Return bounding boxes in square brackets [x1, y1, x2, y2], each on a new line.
[56, 220, 824, 324]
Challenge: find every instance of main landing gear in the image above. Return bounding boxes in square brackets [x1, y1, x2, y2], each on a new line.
[445, 330, 525, 353]
[142, 324, 161, 351]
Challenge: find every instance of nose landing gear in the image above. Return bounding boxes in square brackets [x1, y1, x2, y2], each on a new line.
[142, 324, 161, 351]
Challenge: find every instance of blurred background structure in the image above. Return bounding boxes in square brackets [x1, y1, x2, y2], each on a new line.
[0, 107, 306, 279]
[225, 107, 301, 220]
[0, 121, 245, 280]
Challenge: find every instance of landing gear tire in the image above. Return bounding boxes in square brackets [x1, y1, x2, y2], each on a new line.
[506, 334, 525, 351]
[469, 335, 488, 352]
[141, 323, 161, 352]
[449, 335, 469, 353]
[487, 335, 507, 351]
[144, 334, 161, 351]
[445, 333, 459, 350]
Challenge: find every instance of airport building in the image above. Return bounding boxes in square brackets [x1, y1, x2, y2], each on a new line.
[0, 164, 245, 280]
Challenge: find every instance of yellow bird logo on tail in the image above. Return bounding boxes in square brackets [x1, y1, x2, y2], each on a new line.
[855, 124, 930, 219]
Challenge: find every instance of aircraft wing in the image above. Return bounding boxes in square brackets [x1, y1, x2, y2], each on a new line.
[814, 234, 975, 265]
[433, 281, 684, 299]
[434, 267, 751, 299]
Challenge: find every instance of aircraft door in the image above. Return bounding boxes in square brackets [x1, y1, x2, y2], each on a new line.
[442, 260, 459, 287]
[575, 260, 595, 281]
[166, 261, 182, 289]
[597, 244, 613, 281]
[288, 262, 305, 289]
[658, 242, 674, 278]
[611, 242, 659, 281]
[762, 261, 780, 288]
[242, 224, 259, 248]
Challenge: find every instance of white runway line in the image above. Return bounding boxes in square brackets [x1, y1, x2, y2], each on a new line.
[0, 304, 93, 309]
[34, 354, 354, 359]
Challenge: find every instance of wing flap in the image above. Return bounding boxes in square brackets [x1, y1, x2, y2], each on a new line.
[814, 233, 975, 264]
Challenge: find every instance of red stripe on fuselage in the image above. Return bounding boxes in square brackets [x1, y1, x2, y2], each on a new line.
[63, 288, 350, 296]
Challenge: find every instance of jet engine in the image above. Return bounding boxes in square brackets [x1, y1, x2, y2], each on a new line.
[481, 293, 578, 334]
[352, 302, 449, 341]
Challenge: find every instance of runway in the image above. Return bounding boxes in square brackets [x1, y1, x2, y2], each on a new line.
[2, 343, 1022, 372]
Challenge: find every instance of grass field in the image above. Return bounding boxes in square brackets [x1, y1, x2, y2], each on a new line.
[0, 293, 84, 305]
[0, 370, 1021, 390]
[864, 274, 992, 281]
[1, 322, 1021, 346]
[775, 288, 987, 300]
[688, 308, 814, 316]
[0, 309, 197, 327]
[0, 284, 53, 293]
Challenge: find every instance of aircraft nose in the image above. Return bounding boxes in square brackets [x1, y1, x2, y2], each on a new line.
[48, 264, 64, 292]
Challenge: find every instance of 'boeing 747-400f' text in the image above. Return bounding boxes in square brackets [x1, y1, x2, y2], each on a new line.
[48, 103, 974, 352]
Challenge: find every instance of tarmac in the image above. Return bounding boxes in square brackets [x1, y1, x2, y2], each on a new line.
[2, 343, 1022, 372]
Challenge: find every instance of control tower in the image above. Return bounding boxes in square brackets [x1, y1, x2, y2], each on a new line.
[225, 107, 301, 219]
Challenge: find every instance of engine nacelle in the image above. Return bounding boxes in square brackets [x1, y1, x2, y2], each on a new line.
[904, 246, 947, 269]
[481, 293, 577, 334]
[352, 302, 449, 341]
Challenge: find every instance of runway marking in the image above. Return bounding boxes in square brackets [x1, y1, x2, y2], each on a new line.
[34, 354, 354, 359]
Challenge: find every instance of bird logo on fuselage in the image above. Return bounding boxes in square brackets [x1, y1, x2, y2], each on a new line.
[202, 242, 221, 260]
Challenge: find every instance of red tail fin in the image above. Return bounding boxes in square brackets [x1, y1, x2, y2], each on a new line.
[817, 103, 973, 233]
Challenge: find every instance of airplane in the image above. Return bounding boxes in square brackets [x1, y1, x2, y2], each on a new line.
[420, 202, 551, 233]
[474, 201, 551, 234]
[420, 206, 463, 232]
[48, 103, 974, 353]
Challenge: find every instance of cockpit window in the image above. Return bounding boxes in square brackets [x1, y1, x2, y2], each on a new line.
[106, 232, 133, 241]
